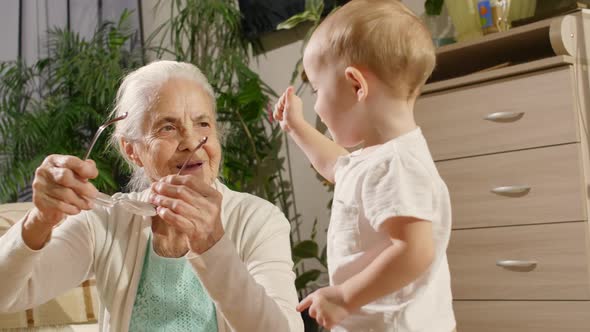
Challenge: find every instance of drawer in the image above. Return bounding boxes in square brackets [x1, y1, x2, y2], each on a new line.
[454, 301, 590, 332]
[448, 222, 590, 300]
[437, 144, 586, 229]
[415, 67, 579, 161]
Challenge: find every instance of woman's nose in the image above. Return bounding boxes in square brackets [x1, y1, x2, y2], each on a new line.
[178, 131, 204, 151]
[176, 136, 208, 175]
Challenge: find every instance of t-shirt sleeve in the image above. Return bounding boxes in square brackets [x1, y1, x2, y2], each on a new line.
[361, 154, 437, 231]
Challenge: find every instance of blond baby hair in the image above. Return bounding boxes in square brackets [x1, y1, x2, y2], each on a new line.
[311, 0, 436, 98]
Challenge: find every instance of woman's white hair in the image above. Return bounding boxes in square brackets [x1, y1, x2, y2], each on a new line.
[109, 60, 216, 192]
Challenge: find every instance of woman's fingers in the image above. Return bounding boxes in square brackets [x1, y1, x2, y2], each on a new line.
[38, 155, 99, 198]
[150, 184, 217, 228]
[47, 155, 99, 180]
[151, 181, 218, 216]
[36, 190, 82, 216]
[46, 184, 93, 211]
[152, 175, 224, 253]
[157, 175, 221, 201]
[31, 155, 100, 225]
[156, 207, 196, 233]
[151, 193, 205, 218]
[33, 176, 93, 213]
[36, 164, 98, 200]
[152, 181, 197, 202]
[155, 206, 214, 243]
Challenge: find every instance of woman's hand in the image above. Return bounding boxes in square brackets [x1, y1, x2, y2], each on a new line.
[150, 175, 224, 254]
[273, 86, 305, 133]
[23, 155, 98, 249]
[31, 155, 99, 226]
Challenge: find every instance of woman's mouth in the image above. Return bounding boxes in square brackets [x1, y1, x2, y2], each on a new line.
[177, 161, 204, 172]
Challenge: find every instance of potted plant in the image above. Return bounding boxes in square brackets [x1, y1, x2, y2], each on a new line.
[0, 10, 143, 202]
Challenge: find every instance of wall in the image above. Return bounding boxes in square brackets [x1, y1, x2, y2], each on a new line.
[0, 0, 142, 64]
[405, 0, 425, 16]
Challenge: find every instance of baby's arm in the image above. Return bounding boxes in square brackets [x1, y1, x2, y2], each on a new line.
[340, 217, 435, 310]
[297, 217, 435, 329]
[273, 87, 348, 183]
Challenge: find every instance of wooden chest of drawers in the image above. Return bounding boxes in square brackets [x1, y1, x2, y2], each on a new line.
[415, 10, 590, 331]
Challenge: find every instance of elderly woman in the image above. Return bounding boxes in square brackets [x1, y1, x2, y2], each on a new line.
[0, 60, 304, 331]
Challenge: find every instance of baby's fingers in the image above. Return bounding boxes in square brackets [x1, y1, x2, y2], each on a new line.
[273, 104, 283, 121]
[273, 90, 289, 121]
[297, 295, 313, 312]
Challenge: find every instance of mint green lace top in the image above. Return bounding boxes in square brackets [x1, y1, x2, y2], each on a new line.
[129, 236, 218, 331]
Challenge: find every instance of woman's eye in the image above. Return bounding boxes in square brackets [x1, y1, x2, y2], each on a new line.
[160, 125, 176, 132]
[199, 122, 210, 128]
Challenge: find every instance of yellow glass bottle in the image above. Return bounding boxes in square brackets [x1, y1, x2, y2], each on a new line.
[445, 0, 483, 42]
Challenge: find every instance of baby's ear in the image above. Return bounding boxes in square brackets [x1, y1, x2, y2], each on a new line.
[344, 66, 368, 101]
[121, 138, 144, 167]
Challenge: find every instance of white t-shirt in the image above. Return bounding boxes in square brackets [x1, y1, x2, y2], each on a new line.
[328, 128, 455, 332]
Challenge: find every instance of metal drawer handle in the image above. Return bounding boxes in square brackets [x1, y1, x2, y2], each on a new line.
[484, 111, 525, 122]
[496, 260, 538, 269]
[491, 185, 531, 196]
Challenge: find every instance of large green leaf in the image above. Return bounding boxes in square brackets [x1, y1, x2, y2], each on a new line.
[276, 11, 318, 30]
[293, 240, 319, 259]
[295, 269, 322, 290]
[425, 0, 445, 16]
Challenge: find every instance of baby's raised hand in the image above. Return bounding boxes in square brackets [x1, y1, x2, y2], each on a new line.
[297, 285, 350, 329]
[273, 86, 305, 133]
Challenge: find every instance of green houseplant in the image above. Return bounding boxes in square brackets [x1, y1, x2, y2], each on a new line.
[0, 10, 143, 202]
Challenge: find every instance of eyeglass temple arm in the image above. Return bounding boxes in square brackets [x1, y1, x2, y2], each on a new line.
[83, 112, 128, 160]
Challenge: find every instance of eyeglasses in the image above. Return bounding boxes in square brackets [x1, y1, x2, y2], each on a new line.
[83, 112, 156, 216]
[84, 114, 208, 217]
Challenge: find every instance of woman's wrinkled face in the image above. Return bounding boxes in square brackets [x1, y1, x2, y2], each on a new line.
[128, 78, 221, 185]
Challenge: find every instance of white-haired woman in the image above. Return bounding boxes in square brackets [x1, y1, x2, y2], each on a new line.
[0, 60, 304, 332]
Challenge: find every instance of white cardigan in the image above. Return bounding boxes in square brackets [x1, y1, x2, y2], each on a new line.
[0, 180, 304, 332]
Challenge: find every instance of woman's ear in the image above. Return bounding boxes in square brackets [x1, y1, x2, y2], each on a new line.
[121, 138, 143, 167]
[344, 66, 368, 101]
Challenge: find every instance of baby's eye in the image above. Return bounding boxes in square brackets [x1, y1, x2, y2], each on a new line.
[311, 88, 318, 95]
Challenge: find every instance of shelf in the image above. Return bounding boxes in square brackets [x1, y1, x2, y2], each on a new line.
[423, 9, 590, 92]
